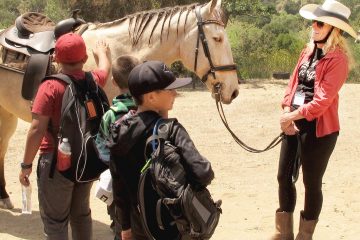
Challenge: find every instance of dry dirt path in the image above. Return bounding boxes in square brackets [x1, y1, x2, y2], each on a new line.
[1, 80, 359, 239]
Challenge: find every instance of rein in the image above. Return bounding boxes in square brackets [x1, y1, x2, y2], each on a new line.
[214, 84, 284, 153]
[193, 6, 237, 83]
[193, 6, 283, 153]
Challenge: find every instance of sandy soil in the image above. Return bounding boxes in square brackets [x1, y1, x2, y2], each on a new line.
[0, 80, 359, 240]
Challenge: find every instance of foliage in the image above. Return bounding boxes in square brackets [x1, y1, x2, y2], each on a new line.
[69, 0, 208, 22]
[0, 0, 21, 28]
[348, 41, 360, 83]
[0, 0, 359, 82]
[43, 1, 70, 22]
[227, 12, 307, 79]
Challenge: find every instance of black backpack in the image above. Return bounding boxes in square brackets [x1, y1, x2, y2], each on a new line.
[44, 72, 109, 182]
[138, 118, 222, 240]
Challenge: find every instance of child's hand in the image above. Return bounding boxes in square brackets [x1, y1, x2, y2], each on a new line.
[92, 40, 110, 65]
[19, 169, 31, 186]
[121, 229, 132, 240]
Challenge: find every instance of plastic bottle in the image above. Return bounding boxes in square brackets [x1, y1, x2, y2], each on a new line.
[21, 184, 32, 214]
[57, 138, 71, 171]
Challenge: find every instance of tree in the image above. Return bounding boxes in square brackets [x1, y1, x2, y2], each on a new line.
[223, 0, 277, 27]
[0, 0, 21, 28]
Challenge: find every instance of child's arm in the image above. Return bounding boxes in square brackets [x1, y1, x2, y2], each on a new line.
[92, 39, 111, 79]
[109, 161, 132, 231]
[171, 122, 214, 189]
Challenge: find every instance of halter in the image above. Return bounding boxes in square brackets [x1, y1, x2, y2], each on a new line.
[193, 6, 237, 83]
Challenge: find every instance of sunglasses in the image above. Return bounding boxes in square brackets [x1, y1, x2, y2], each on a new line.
[312, 20, 325, 28]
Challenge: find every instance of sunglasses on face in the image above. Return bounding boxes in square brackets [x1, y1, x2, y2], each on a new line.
[312, 20, 325, 28]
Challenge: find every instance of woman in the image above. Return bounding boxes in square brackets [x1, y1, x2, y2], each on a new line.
[271, 1, 357, 240]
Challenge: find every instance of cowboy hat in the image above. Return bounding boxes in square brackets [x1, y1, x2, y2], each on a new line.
[299, 0, 357, 39]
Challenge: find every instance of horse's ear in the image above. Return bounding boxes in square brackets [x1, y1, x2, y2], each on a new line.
[206, 0, 222, 14]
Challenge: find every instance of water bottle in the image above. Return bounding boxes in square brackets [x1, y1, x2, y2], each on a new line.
[21, 184, 32, 214]
[57, 138, 71, 171]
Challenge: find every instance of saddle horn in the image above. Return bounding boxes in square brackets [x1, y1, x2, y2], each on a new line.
[54, 9, 86, 39]
[72, 9, 81, 19]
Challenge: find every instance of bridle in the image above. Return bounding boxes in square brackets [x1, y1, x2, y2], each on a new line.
[193, 6, 283, 153]
[193, 6, 237, 84]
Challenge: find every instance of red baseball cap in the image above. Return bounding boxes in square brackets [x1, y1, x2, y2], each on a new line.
[55, 33, 87, 63]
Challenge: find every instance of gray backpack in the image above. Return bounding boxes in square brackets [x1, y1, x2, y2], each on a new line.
[45, 72, 109, 182]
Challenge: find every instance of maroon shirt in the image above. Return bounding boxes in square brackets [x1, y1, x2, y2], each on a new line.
[31, 70, 107, 153]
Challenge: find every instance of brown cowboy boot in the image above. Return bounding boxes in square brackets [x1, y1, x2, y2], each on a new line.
[270, 211, 294, 240]
[295, 211, 318, 240]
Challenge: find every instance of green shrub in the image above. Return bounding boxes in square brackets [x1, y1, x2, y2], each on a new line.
[348, 40, 360, 83]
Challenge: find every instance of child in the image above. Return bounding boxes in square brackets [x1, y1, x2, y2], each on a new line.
[19, 33, 111, 239]
[109, 60, 214, 239]
[95, 55, 139, 240]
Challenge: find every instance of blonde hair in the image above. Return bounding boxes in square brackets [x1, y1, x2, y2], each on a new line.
[307, 27, 354, 69]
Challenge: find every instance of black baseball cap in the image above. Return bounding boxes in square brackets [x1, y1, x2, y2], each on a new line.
[128, 60, 192, 97]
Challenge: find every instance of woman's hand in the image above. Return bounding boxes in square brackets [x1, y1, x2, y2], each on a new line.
[282, 121, 299, 135]
[280, 111, 293, 129]
[280, 110, 300, 135]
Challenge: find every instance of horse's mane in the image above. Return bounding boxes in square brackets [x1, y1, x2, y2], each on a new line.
[94, 3, 228, 46]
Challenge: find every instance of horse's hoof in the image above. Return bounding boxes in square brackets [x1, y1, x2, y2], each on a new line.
[0, 198, 14, 209]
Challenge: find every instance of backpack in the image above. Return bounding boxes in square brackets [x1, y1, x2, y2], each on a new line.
[45, 72, 110, 182]
[138, 118, 222, 240]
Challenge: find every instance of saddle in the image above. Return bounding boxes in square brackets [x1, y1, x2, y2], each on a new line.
[0, 10, 87, 101]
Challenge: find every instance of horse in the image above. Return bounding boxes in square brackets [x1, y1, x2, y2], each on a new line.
[0, 0, 239, 208]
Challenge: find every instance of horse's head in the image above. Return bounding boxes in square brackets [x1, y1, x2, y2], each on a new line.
[82, 0, 239, 103]
[180, 0, 239, 104]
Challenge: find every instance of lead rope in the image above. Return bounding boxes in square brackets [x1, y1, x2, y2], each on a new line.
[214, 84, 284, 153]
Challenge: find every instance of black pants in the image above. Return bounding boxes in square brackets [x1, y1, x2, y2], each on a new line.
[277, 119, 338, 220]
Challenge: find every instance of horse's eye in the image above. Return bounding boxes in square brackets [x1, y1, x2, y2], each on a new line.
[213, 36, 222, 43]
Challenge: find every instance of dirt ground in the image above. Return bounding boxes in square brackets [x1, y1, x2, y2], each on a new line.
[0, 80, 359, 240]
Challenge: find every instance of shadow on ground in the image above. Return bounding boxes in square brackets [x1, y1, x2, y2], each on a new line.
[0, 208, 113, 240]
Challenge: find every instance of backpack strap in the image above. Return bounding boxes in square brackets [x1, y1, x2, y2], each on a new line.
[43, 73, 73, 84]
[156, 199, 165, 230]
[83, 72, 110, 116]
[142, 118, 176, 171]
[148, 118, 176, 151]
[45, 72, 97, 140]
[44, 73, 73, 178]
[156, 118, 175, 140]
[43, 72, 88, 179]
[142, 117, 177, 165]
[84, 71, 98, 93]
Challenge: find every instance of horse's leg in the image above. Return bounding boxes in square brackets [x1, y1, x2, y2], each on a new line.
[0, 106, 18, 209]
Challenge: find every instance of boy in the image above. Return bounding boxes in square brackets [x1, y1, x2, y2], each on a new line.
[95, 55, 139, 240]
[109, 60, 214, 239]
[19, 33, 111, 240]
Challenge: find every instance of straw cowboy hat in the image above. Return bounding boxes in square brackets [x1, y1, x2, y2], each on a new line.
[299, 0, 357, 39]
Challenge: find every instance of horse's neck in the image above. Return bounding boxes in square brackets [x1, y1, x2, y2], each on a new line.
[84, 10, 196, 66]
